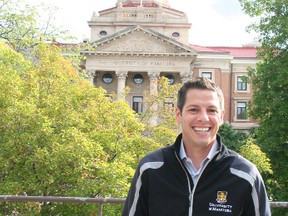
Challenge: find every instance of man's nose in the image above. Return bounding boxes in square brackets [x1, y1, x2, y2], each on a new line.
[197, 111, 209, 121]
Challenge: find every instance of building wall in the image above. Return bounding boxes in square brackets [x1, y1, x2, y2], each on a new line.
[83, 0, 259, 131]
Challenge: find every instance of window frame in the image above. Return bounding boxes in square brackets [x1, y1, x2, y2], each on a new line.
[236, 101, 248, 120]
[102, 73, 113, 84]
[164, 75, 175, 85]
[199, 69, 215, 81]
[172, 32, 180, 38]
[163, 97, 175, 113]
[236, 75, 248, 92]
[201, 72, 213, 80]
[132, 96, 143, 114]
[99, 30, 107, 37]
[133, 74, 144, 84]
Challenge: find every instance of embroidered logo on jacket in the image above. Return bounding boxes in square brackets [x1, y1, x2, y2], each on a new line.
[208, 191, 232, 213]
[216, 191, 228, 204]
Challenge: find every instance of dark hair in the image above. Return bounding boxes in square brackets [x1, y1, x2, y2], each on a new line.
[177, 77, 224, 112]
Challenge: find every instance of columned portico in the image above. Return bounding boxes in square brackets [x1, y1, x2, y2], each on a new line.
[82, 24, 197, 125]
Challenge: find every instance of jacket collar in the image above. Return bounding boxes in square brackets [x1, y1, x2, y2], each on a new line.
[173, 133, 228, 160]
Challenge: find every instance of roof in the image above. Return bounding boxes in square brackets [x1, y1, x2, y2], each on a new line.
[122, 2, 159, 7]
[99, 2, 185, 15]
[212, 47, 258, 58]
[189, 45, 228, 54]
[189, 44, 258, 58]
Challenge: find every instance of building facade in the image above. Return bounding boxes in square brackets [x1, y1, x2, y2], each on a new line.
[81, 0, 260, 131]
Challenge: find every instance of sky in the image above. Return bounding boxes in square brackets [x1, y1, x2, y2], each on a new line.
[25, 0, 258, 47]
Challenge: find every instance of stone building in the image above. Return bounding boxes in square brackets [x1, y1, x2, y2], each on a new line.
[81, 0, 260, 131]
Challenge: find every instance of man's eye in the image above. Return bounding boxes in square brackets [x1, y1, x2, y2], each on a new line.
[209, 109, 218, 113]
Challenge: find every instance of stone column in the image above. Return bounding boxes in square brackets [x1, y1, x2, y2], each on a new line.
[116, 71, 128, 100]
[87, 70, 96, 85]
[148, 71, 160, 95]
[148, 72, 160, 126]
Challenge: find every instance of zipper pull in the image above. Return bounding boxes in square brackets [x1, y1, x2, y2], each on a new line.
[188, 192, 193, 215]
[189, 192, 193, 206]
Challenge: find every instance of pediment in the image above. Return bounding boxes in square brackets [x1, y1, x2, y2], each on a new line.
[93, 26, 197, 55]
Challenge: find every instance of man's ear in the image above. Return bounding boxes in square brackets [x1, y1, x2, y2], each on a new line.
[220, 109, 225, 125]
[175, 107, 182, 124]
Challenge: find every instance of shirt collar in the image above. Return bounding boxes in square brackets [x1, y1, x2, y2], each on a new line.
[179, 139, 219, 161]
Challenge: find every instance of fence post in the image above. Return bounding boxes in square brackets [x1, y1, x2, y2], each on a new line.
[98, 203, 103, 216]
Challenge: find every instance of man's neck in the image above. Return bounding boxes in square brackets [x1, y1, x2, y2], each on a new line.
[183, 140, 217, 170]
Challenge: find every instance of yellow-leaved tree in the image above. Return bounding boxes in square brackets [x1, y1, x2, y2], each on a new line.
[0, 40, 160, 215]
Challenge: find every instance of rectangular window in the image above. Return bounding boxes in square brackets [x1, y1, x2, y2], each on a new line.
[237, 102, 247, 119]
[201, 72, 212, 80]
[132, 96, 143, 113]
[164, 97, 174, 112]
[237, 76, 247, 91]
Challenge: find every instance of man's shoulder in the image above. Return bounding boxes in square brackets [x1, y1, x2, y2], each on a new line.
[140, 145, 174, 164]
[229, 152, 260, 180]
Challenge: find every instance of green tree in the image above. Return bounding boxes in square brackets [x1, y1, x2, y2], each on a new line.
[239, 139, 274, 206]
[218, 122, 248, 152]
[0, 0, 70, 53]
[240, 138, 273, 176]
[0, 0, 95, 86]
[240, 0, 288, 206]
[139, 77, 181, 146]
[0, 40, 159, 215]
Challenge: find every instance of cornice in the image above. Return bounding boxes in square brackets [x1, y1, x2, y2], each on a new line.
[81, 51, 196, 57]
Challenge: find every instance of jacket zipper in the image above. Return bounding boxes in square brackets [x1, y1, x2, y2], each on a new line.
[175, 150, 220, 215]
[190, 150, 220, 214]
[174, 151, 193, 216]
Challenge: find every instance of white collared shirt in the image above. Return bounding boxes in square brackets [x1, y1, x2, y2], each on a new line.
[179, 139, 218, 184]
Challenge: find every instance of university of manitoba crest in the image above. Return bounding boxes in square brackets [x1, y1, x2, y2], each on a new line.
[216, 191, 228, 204]
[208, 191, 232, 213]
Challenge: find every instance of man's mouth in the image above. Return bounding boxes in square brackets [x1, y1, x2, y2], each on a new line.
[193, 127, 210, 133]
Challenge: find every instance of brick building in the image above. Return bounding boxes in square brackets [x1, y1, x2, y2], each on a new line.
[81, 0, 260, 131]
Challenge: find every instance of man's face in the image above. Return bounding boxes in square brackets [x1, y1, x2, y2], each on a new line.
[175, 89, 224, 150]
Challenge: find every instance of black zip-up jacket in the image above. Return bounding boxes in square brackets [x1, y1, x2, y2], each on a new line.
[122, 134, 271, 216]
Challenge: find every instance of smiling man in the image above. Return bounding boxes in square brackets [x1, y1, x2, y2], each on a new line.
[123, 77, 271, 216]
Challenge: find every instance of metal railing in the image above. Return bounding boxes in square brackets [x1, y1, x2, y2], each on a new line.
[0, 195, 287, 215]
[0, 195, 125, 215]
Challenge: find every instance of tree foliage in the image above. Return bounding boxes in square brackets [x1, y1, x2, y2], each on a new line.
[240, 0, 288, 203]
[139, 77, 181, 144]
[240, 139, 273, 175]
[0, 0, 71, 53]
[218, 122, 248, 152]
[0, 40, 161, 215]
[240, 0, 288, 50]
[0, 0, 93, 82]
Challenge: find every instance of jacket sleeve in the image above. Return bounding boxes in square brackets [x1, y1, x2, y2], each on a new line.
[242, 169, 271, 216]
[255, 173, 271, 216]
[122, 163, 149, 216]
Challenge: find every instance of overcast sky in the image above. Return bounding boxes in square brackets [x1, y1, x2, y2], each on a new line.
[25, 0, 258, 47]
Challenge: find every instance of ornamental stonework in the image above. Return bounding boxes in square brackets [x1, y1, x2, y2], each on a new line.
[97, 32, 176, 53]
